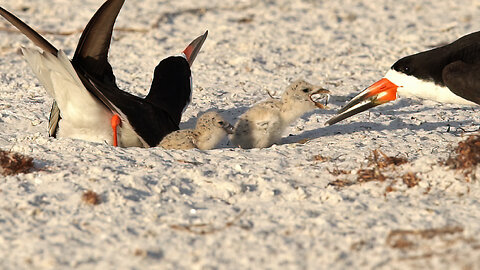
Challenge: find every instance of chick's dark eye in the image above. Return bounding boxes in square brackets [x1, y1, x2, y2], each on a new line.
[302, 88, 309, 93]
[218, 121, 224, 125]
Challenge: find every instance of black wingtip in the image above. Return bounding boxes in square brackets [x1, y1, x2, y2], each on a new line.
[73, 0, 125, 83]
[0, 6, 58, 55]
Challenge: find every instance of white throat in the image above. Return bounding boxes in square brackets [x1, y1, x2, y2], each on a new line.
[385, 70, 476, 105]
[280, 100, 313, 125]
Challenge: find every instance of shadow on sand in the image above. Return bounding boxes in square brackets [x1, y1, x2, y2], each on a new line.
[177, 95, 478, 149]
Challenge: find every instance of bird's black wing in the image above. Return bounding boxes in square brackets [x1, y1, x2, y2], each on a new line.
[83, 75, 179, 147]
[68, 0, 131, 116]
[443, 60, 480, 105]
[73, 0, 124, 86]
[63, 0, 128, 134]
[442, 42, 480, 105]
[0, 7, 58, 55]
[0, 6, 63, 136]
[0, 2, 125, 136]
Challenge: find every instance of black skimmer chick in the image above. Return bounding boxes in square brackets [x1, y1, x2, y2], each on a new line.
[230, 79, 329, 149]
[159, 111, 234, 150]
[0, 0, 207, 147]
[325, 31, 480, 126]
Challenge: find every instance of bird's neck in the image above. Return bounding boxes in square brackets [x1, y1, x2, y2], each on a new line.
[279, 99, 311, 125]
[385, 70, 477, 105]
[194, 129, 225, 150]
[146, 83, 189, 126]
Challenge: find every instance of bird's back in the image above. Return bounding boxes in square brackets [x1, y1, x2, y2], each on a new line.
[159, 129, 196, 149]
[231, 99, 283, 148]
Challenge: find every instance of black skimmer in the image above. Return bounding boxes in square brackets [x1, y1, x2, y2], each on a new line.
[159, 111, 234, 150]
[231, 79, 329, 149]
[326, 31, 480, 126]
[0, 0, 207, 147]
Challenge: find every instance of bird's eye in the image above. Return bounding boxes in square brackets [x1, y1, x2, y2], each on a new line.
[218, 121, 224, 125]
[302, 88, 309, 93]
[402, 66, 412, 74]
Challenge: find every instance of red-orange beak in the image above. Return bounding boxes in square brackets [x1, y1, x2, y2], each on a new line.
[325, 78, 398, 125]
[183, 30, 208, 67]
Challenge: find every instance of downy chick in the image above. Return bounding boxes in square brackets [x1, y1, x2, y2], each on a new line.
[231, 79, 329, 149]
[160, 111, 234, 150]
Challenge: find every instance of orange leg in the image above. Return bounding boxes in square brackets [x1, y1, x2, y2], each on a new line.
[111, 114, 121, 147]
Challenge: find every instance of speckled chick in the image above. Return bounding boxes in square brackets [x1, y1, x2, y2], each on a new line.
[159, 111, 234, 150]
[230, 79, 329, 149]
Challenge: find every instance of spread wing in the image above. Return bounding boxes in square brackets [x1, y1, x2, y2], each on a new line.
[0, 6, 62, 136]
[0, 1, 126, 136]
[0, 7, 58, 55]
[73, 0, 124, 86]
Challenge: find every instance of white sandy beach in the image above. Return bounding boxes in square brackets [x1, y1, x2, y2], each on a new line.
[1, 0, 480, 269]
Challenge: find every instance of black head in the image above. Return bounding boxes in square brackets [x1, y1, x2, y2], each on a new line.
[146, 56, 192, 125]
[391, 56, 414, 75]
[391, 48, 447, 86]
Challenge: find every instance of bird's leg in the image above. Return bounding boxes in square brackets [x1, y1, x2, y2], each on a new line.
[111, 114, 121, 147]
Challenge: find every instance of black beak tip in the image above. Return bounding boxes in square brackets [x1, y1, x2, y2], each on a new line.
[325, 100, 382, 126]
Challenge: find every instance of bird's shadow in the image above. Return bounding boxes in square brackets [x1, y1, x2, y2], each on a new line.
[281, 97, 476, 145]
[178, 95, 477, 149]
[282, 118, 471, 145]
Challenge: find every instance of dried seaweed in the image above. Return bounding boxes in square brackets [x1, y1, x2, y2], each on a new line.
[444, 135, 480, 173]
[386, 226, 464, 249]
[357, 168, 386, 182]
[369, 149, 408, 169]
[328, 179, 353, 188]
[327, 168, 351, 176]
[402, 172, 421, 188]
[82, 190, 101, 205]
[312, 155, 330, 162]
[0, 149, 34, 176]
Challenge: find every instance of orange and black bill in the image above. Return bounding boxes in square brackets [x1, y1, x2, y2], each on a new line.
[325, 78, 399, 125]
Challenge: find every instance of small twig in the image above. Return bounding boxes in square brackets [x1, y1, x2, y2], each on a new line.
[0, 26, 149, 36]
[386, 226, 464, 249]
[152, 3, 257, 27]
[266, 89, 278, 99]
[176, 159, 203, 166]
[169, 210, 247, 235]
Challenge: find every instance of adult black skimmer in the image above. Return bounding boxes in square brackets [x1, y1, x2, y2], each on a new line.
[0, 0, 207, 147]
[326, 31, 480, 126]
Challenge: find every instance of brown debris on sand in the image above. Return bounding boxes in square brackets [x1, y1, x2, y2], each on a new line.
[312, 154, 330, 162]
[444, 135, 480, 173]
[327, 149, 415, 189]
[386, 226, 465, 250]
[82, 190, 101, 205]
[357, 150, 408, 183]
[0, 149, 34, 176]
[369, 149, 408, 169]
[402, 172, 421, 188]
[327, 179, 354, 188]
[357, 168, 386, 182]
[327, 168, 351, 176]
